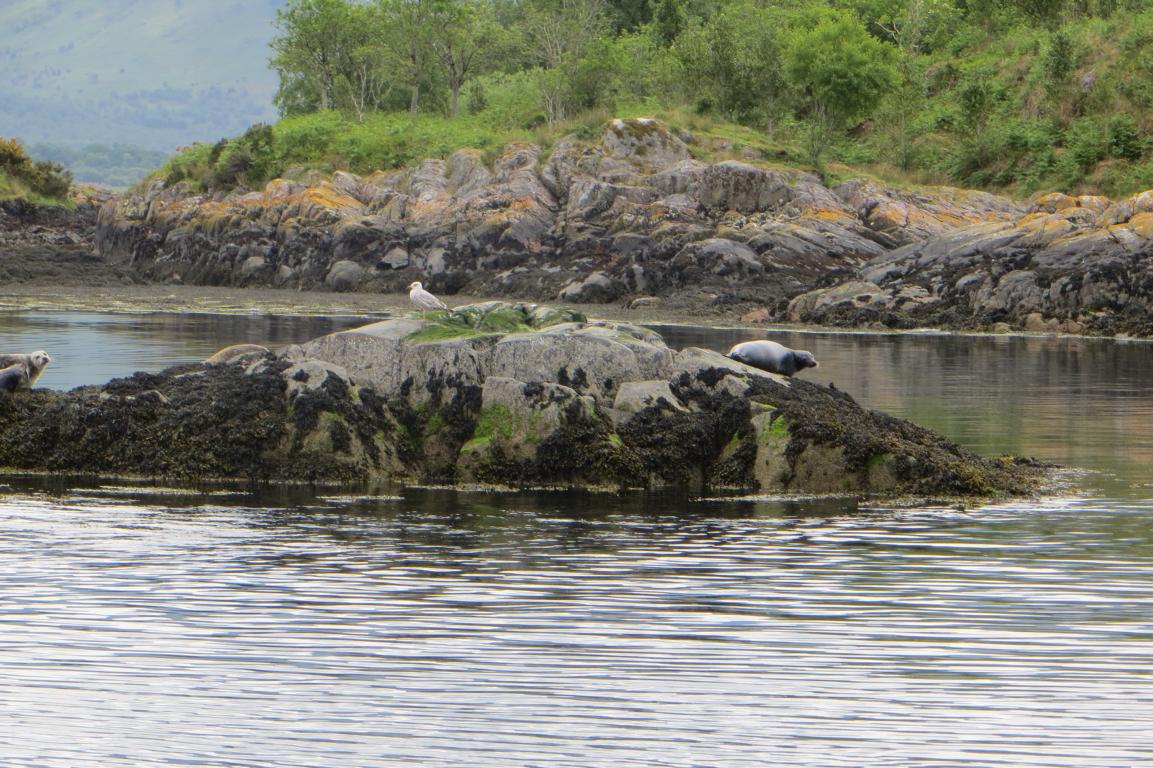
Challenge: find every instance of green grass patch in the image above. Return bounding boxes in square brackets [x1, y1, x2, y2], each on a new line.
[867, 452, 894, 468]
[407, 304, 540, 343]
[406, 323, 494, 343]
[461, 404, 517, 452]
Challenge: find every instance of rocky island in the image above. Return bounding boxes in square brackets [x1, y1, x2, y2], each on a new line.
[0, 301, 1043, 497]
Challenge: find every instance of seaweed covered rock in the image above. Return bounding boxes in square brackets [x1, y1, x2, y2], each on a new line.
[288, 302, 1041, 496]
[457, 376, 638, 485]
[0, 358, 406, 483]
[0, 302, 1046, 497]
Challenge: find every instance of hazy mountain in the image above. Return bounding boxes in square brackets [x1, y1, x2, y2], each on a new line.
[1, 0, 285, 161]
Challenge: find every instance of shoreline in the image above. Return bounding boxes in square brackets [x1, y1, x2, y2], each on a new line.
[2, 284, 1150, 344]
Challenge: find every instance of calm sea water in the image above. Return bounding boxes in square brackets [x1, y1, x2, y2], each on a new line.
[1, 311, 1151, 768]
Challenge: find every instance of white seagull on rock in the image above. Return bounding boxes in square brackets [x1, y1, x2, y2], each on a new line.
[408, 281, 448, 311]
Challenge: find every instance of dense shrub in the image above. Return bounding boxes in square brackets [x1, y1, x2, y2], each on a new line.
[0, 137, 32, 171]
[1108, 114, 1146, 161]
[951, 118, 1058, 189]
[0, 136, 73, 201]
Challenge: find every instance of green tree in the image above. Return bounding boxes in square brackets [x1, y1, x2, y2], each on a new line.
[270, 0, 353, 112]
[652, 0, 686, 44]
[1015, 0, 1068, 27]
[522, 0, 610, 124]
[606, 0, 653, 30]
[674, 1, 786, 127]
[782, 8, 898, 167]
[877, 0, 961, 168]
[428, 0, 506, 118]
[377, 0, 438, 114]
[1044, 28, 1078, 108]
[340, 2, 394, 121]
[523, 0, 608, 68]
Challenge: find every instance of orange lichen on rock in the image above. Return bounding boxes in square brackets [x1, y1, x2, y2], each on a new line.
[1127, 211, 1153, 238]
[290, 182, 365, 222]
[805, 207, 855, 223]
[1030, 191, 1111, 215]
[1031, 192, 1078, 213]
[1016, 216, 1076, 246]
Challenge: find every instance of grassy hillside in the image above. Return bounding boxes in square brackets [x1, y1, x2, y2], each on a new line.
[155, 100, 816, 193]
[150, 0, 1153, 200]
[882, 11, 1153, 198]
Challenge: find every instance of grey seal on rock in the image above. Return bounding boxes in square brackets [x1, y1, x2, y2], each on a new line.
[0, 350, 52, 391]
[726, 340, 818, 377]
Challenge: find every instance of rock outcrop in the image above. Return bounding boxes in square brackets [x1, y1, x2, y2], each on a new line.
[94, 119, 1020, 314]
[22, 120, 1153, 338]
[0, 302, 1045, 497]
[789, 191, 1153, 336]
[1, 189, 129, 286]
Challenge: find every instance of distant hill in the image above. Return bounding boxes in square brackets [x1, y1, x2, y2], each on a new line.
[0, 0, 284, 165]
[28, 142, 170, 188]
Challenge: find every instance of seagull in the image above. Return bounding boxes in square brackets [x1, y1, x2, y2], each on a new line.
[408, 281, 448, 311]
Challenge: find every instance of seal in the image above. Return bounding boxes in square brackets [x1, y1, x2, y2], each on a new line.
[0, 350, 52, 391]
[205, 344, 271, 366]
[726, 340, 818, 377]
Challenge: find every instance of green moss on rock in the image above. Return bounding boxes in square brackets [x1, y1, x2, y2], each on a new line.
[461, 404, 516, 451]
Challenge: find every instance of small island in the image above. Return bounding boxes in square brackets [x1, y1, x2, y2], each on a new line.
[0, 302, 1044, 497]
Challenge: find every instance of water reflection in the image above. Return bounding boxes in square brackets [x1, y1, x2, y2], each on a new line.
[4, 314, 1153, 766]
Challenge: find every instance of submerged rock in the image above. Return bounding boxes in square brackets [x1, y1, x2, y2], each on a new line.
[0, 302, 1045, 497]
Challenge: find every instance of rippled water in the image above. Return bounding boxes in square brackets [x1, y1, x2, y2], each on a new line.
[2, 312, 1152, 767]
